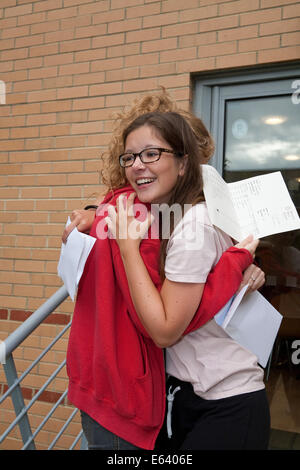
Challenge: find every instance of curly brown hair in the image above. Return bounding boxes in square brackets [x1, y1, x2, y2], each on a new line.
[100, 88, 214, 194]
[98, 88, 215, 278]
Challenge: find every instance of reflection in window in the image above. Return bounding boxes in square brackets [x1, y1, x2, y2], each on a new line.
[196, 69, 300, 442]
[223, 94, 300, 412]
[223, 95, 300, 209]
[224, 95, 300, 171]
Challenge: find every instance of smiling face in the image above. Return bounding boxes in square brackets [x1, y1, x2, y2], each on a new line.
[124, 125, 186, 204]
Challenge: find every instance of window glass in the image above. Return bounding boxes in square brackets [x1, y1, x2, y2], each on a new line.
[224, 95, 300, 208]
[194, 70, 300, 447]
[223, 93, 300, 444]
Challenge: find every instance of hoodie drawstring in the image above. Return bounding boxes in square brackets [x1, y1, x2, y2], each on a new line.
[166, 385, 181, 438]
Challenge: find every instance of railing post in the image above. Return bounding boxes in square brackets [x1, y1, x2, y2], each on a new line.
[80, 432, 88, 450]
[4, 286, 69, 358]
[3, 355, 36, 450]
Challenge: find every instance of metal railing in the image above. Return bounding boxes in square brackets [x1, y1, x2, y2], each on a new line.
[0, 286, 87, 450]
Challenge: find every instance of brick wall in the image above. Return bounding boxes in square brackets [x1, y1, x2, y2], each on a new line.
[0, 0, 299, 449]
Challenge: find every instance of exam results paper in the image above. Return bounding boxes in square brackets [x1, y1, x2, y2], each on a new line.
[201, 165, 300, 241]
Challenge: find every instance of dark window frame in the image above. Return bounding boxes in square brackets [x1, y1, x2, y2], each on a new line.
[193, 63, 300, 175]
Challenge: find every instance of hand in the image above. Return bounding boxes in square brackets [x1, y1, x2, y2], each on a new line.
[105, 192, 154, 253]
[235, 234, 259, 257]
[237, 264, 266, 294]
[62, 209, 96, 243]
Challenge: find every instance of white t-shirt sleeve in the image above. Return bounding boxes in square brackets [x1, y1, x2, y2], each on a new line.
[164, 205, 226, 283]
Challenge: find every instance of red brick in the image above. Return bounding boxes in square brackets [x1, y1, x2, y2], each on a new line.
[282, 32, 300, 47]
[108, 17, 142, 33]
[240, 7, 282, 26]
[260, 18, 300, 36]
[238, 35, 280, 52]
[17, 12, 46, 26]
[284, 3, 300, 18]
[0, 309, 8, 320]
[91, 9, 124, 26]
[219, 0, 260, 16]
[5, 4, 32, 18]
[162, 0, 198, 12]
[34, 0, 63, 13]
[258, 45, 300, 63]
[29, 43, 59, 57]
[126, 3, 160, 18]
[180, 5, 218, 22]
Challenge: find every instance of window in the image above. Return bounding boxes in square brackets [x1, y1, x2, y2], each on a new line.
[194, 64, 300, 447]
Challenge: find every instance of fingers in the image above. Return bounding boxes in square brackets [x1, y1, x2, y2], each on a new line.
[239, 264, 265, 294]
[247, 267, 265, 292]
[130, 211, 154, 240]
[235, 235, 260, 257]
[107, 193, 152, 242]
[62, 212, 85, 243]
[115, 193, 138, 221]
[104, 215, 115, 238]
[116, 192, 136, 216]
[235, 234, 254, 249]
[107, 196, 131, 239]
[127, 192, 136, 217]
[237, 234, 253, 245]
[62, 209, 96, 243]
[107, 204, 117, 224]
[106, 204, 118, 238]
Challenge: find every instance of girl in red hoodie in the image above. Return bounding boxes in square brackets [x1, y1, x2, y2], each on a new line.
[104, 111, 269, 450]
[65, 92, 265, 450]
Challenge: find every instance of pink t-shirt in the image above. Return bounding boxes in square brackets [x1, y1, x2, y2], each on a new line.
[165, 203, 265, 400]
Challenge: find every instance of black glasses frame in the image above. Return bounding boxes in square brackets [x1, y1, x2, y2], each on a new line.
[119, 147, 180, 168]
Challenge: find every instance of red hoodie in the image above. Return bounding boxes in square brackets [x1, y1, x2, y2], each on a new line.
[67, 187, 253, 450]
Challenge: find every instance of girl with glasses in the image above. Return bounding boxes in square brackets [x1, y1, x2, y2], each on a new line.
[64, 91, 268, 450]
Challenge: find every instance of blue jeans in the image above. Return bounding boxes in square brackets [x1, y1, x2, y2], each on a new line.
[80, 411, 141, 450]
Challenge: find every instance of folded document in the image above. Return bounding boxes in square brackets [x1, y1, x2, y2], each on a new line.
[57, 218, 96, 300]
[202, 165, 300, 241]
[215, 285, 282, 367]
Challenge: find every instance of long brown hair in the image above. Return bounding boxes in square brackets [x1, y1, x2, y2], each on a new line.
[100, 89, 179, 191]
[99, 89, 215, 277]
[121, 111, 212, 277]
[99, 89, 214, 192]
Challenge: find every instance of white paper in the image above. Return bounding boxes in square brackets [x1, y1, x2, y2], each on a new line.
[216, 286, 282, 367]
[222, 285, 249, 330]
[214, 295, 235, 327]
[202, 165, 300, 241]
[202, 165, 242, 240]
[57, 218, 96, 300]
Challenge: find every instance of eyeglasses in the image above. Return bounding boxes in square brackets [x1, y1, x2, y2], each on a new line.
[119, 147, 181, 168]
